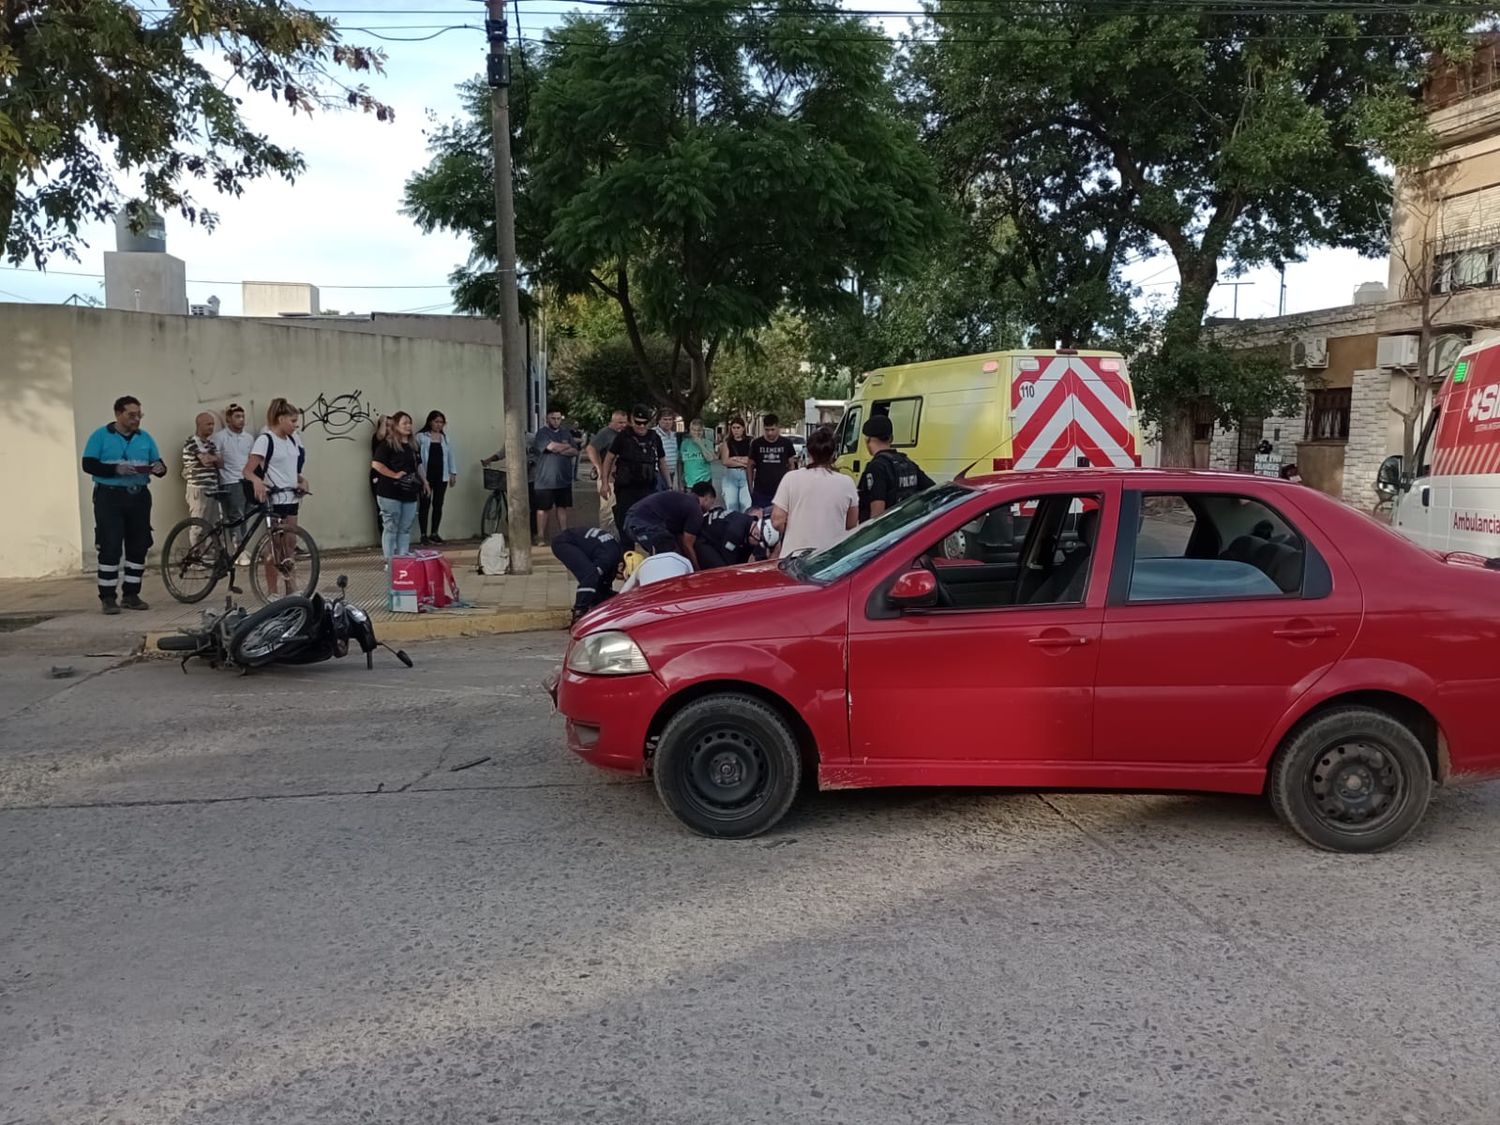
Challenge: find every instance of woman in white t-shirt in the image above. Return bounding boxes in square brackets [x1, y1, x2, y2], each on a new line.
[770, 426, 857, 558]
[242, 397, 310, 597]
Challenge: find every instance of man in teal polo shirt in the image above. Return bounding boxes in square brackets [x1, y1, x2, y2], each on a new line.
[80, 395, 167, 614]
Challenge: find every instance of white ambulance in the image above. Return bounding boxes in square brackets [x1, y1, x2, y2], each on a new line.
[1386, 335, 1500, 555]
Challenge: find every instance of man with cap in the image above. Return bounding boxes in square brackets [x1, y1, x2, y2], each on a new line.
[80, 395, 168, 614]
[601, 405, 670, 534]
[859, 414, 935, 522]
[620, 481, 717, 568]
[212, 403, 257, 527]
[696, 508, 779, 570]
[550, 526, 625, 623]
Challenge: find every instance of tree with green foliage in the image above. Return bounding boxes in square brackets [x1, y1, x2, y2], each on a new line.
[405, 0, 945, 419]
[0, 0, 390, 267]
[712, 309, 824, 425]
[913, 0, 1491, 462]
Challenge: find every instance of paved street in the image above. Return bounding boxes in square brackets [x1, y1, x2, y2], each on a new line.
[3, 636, 1500, 1125]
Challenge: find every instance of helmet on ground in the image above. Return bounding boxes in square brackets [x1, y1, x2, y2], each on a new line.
[756, 516, 780, 549]
[622, 549, 647, 578]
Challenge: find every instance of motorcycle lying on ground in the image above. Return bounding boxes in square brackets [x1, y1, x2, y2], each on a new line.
[157, 576, 413, 672]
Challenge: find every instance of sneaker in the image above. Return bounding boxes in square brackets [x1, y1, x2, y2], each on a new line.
[431, 534, 445, 544]
[101, 600, 121, 616]
[419, 536, 431, 546]
[121, 595, 149, 611]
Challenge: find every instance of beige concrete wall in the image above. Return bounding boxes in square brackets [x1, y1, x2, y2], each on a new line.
[0, 306, 506, 578]
[0, 315, 83, 577]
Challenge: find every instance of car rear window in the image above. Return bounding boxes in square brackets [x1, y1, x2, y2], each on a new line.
[1130, 493, 1306, 601]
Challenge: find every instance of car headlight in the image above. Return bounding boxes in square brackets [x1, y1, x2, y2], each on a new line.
[566, 631, 651, 676]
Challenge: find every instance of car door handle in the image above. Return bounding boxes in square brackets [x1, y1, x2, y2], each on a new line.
[1273, 625, 1337, 640]
[1422, 486, 1431, 508]
[1029, 634, 1091, 649]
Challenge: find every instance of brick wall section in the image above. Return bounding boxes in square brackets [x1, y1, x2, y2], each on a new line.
[1342, 370, 1392, 509]
[1206, 414, 1304, 473]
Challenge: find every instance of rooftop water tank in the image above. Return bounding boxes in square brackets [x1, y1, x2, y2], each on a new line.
[114, 206, 167, 253]
[1353, 281, 1388, 306]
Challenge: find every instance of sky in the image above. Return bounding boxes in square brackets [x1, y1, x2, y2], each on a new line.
[0, 0, 1390, 321]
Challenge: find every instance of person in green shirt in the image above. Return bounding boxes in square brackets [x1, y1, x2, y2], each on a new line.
[678, 418, 716, 489]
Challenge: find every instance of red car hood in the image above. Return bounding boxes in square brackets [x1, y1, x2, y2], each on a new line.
[571, 561, 820, 637]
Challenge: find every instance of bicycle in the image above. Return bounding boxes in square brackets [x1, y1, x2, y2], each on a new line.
[480, 462, 509, 537]
[160, 485, 321, 605]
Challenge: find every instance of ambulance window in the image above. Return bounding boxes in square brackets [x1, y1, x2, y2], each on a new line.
[1414, 406, 1440, 478]
[839, 406, 863, 456]
[872, 397, 921, 446]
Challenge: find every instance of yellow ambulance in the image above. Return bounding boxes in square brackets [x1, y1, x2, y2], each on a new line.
[833, 349, 1142, 484]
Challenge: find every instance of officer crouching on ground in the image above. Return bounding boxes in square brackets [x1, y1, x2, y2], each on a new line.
[550, 526, 625, 624]
[858, 415, 935, 523]
[697, 509, 780, 569]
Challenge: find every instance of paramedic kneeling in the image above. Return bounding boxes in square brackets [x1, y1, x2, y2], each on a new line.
[696, 510, 779, 569]
[551, 527, 625, 622]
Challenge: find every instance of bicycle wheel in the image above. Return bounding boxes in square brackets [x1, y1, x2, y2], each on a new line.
[228, 597, 316, 667]
[247, 525, 321, 604]
[481, 492, 507, 537]
[161, 518, 223, 604]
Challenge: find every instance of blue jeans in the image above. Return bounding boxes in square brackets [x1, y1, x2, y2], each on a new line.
[721, 469, 751, 513]
[378, 496, 419, 559]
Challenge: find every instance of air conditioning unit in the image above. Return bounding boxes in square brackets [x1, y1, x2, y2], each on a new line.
[1291, 336, 1329, 369]
[1377, 334, 1421, 370]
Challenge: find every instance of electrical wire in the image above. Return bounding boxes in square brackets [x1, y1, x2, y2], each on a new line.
[0, 266, 458, 289]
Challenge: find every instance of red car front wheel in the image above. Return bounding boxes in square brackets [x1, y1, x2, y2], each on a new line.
[653, 694, 802, 838]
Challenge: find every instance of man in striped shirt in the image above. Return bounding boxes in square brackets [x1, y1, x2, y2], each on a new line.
[181, 412, 222, 527]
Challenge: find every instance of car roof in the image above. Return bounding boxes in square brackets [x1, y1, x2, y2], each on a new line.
[957, 467, 1305, 491]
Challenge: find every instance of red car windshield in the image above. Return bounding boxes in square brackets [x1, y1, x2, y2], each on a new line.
[793, 483, 972, 583]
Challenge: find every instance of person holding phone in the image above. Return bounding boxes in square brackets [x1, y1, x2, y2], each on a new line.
[80, 395, 168, 614]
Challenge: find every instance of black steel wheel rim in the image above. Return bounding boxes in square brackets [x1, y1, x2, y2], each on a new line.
[681, 725, 771, 821]
[237, 607, 308, 660]
[1305, 738, 1408, 836]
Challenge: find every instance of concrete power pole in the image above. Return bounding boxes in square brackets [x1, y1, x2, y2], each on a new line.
[486, 0, 533, 574]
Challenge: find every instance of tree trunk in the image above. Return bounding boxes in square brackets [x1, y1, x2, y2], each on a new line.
[0, 170, 17, 260]
[1160, 408, 1196, 468]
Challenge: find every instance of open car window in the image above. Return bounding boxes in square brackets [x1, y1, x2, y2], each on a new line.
[797, 484, 971, 583]
[918, 494, 1103, 610]
[1129, 493, 1306, 603]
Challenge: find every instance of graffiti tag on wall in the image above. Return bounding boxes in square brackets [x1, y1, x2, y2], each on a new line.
[300, 391, 378, 441]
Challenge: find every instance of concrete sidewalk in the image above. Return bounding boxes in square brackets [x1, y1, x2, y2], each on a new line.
[0, 541, 578, 656]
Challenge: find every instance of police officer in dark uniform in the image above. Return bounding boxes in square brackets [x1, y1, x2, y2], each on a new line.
[697, 509, 779, 569]
[858, 415, 934, 522]
[550, 526, 625, 622]
[601, 405, 669, 537]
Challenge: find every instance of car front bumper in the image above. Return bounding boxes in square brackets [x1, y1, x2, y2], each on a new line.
[550, 665, 664, 776]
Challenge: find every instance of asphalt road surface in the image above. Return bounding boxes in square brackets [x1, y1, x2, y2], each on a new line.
[3, 635, 1499, 1125]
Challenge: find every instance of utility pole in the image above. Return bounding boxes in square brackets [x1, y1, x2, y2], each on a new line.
[486, 0, 533, 573]
[1220, 280, 1253, 320]
[1278, 264, 1288, 317]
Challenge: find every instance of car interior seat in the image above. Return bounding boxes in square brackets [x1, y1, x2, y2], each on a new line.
[1024, 509, 1099, 604]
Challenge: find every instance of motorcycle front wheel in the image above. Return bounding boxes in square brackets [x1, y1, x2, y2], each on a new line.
[229, 597, 317, 667]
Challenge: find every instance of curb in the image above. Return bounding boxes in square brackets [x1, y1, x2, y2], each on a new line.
[140, 607, 568, 658]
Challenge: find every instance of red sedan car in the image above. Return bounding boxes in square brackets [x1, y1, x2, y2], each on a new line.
[552, 469, 1500, 851]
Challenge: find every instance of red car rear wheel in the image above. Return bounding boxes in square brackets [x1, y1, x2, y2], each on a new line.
[1269, 706, 1432, 853]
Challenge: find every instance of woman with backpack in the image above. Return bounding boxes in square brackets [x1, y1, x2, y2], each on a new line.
[371, 411, 428, 561]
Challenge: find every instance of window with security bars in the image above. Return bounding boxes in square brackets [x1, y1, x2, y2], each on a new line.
[1305, 389, 1351, 442]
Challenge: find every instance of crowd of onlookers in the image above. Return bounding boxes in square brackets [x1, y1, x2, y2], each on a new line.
[545, 404, 934, 622]
[144, 394, 930, 620]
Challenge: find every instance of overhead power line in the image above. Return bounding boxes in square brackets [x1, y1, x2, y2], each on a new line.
[0, 265, 455, 289]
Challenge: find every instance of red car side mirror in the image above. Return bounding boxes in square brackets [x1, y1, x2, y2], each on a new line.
[888, 569, 938, 610]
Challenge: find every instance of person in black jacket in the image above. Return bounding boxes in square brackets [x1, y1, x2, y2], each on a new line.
[858, 415, 935, 522]
[551, 526, 625, 622]
[696, 509, 779, 569]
